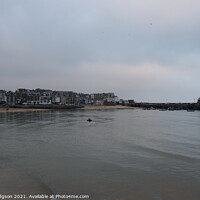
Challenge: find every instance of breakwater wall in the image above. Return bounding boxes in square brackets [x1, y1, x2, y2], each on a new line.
[129, 103, 200, 110]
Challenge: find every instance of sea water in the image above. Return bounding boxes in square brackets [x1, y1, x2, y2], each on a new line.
[0, 109, 200, 200]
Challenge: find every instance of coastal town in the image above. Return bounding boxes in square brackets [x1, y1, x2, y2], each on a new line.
[0, 88, 132, 106]
[0, 88, 200, 111]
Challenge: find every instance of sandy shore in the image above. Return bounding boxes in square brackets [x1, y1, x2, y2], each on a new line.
[0, 108, 50, 113]
[80, 105, 135, 110]
[0, 105, 135, 112]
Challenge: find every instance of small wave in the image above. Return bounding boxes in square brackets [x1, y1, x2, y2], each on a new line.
[138, 145, 200, 162]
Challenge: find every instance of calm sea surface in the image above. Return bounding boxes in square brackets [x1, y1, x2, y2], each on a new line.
[0, 109, 200, 200]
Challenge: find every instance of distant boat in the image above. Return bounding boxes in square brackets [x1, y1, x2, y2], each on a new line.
[87, 118, 92, 122]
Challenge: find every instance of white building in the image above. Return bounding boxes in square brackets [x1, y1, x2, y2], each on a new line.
[39, 92, 52, 105]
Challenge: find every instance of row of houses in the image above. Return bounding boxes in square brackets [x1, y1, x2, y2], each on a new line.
[0, 88, 121, 106]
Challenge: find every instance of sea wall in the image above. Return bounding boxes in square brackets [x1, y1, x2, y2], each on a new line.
[129, 103, 200, 110]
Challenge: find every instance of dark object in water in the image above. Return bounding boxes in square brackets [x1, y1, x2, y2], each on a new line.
[87, 118, 92, 122]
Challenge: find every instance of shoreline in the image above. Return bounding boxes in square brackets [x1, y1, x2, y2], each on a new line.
[0, 105, 136, 113]
[0, 108, 50, 113]
[80, 105, 136, 110]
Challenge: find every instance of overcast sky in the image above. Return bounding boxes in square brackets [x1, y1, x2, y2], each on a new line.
[0, 0, 200, 102]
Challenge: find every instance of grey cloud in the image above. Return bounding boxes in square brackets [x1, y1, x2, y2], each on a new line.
[0, 0, 200, 101]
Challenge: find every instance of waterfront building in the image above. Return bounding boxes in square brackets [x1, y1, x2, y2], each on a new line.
[1, 88, 120, 106]
[90, 92, 117, 105]
[26, 90, 40, 105]
[15, 89, 28, 104]
[78, 93, 92, 105]
[0, 90, 7, 104]
[51, 91, 61, 104]
[128, 99, 135, 104]
[39, 91, 52, 105]
[6, 91, 16, 105]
